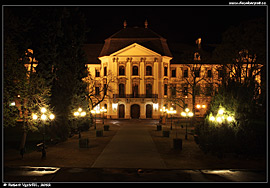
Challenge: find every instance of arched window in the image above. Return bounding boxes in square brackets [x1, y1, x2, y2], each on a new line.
[104, 67, 107, 76]
[146, 66, 152, 76]
[146, 84, 152, 97]
[119, 66, 125, 75]
[133, 66, 138, 75]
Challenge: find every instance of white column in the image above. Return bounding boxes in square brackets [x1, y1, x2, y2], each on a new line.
[126, 60, 131, 95]
[153, 61, 158, 95]
[140, 61, 145, 95]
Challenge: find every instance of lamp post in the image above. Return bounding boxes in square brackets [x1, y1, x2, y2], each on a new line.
[181, 108, 193, 140]
[100, 107, 107, 125]
[32, 107, 55, 158]
[73, 107, 86, 138]
[208, 106, 235, 125]
[159, 106, 168, 124]
[167, 107, 176, 130]
[91, 109, 100, 129]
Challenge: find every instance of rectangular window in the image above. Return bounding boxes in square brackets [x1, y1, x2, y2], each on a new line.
[218, 69, 223, 78]
[164, 67, 168, 76]
[207, 69, 212, 78]
[183, 87, 188, 96]
[171, 69, 176, 77]
[119, 66, 125, 76]
[95, 87, 100, 96]
[103, 84, 107, 95]
[95, 69, 100, 77]
[183, 69, 188, 78]
[194, 69, 200, 77]
[104, 67, 107, 76]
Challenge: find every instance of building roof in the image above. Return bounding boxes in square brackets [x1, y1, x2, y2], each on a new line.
[99, 26, 173, 57]
[82, 44, 103, 64]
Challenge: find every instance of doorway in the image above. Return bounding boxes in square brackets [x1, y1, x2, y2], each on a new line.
[118, 104, 125, 118]
[131, 104, 140, 119]
[146, 104, 152, 118]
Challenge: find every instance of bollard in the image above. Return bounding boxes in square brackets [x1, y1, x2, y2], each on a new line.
[104, 125, 110, 131]
[157, 124, 162, 131]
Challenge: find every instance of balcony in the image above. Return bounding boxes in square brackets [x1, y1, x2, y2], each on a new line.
[113, 94, 158, 99]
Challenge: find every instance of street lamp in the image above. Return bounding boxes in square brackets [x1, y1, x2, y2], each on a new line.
[181, 108, 194, 140]
[100, 107, 107, 125]
[159, 106, 168, 124]
[167, 107, 176, 130]
[73, 107, 87, 138]
[208, 106, 235, 125]
[91, 109, 100, 129]
[32, 107, 55, 158]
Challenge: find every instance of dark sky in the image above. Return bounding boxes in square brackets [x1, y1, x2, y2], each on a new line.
[81, 6, 267, 44]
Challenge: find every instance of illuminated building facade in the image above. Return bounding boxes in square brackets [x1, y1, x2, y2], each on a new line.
[84, 21, 262, 119]
[84, 21, 220, 119]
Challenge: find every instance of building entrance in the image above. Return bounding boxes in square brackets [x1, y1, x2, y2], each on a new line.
[131, 104, 140, 119]
[146, 104, 152, 118]
[119, 104, 125, 118]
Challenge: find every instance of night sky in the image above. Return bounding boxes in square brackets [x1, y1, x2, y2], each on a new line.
[81, 6, 266, 44]
[5, 5, 267, 45]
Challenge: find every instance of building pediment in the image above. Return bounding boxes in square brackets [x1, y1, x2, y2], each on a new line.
[110, 43, 161, 57]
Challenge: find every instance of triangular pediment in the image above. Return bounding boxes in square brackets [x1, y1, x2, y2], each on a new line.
[110, 43, 161, 56]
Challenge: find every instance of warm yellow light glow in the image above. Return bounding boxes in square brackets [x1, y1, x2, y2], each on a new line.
[181, 112, 187, 117]
[153, 103, 158, 110]
[227, 116, 233, 122]
[9, 102, 16, 106]
[202, 105, 206, 108]
[100, 107, 107, 112]
[168, 109, 176, 114]
[218, 108, 224, 115]
[196, 104, 201, 109]
[188, 112, 194, 117]
[49, 114, 55, 120]
[112, 103, 118, 111]
[80, 111, 86, 117]
[41, 107, 47, 113]
[185, 108, 190, 112]
[41, 114, 47, 121]
[74, 112, 79, 116]
[216, 117, 222, 123]
[209, 116, 215, 121]
[78, 108, 82, 112]
[32, 114, 38, 120]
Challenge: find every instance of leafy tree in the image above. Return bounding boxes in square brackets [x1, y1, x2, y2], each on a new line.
[32, 7, 89, 140]
[4, 9, 52, 156]
[196, 18, 266, 157]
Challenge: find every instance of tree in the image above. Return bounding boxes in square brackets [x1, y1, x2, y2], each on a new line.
[32, 7, 89, 140]
[167, 42, 216, 122]
[83, 70, 115, 110]
[212, 17, 266, 119]
[196, 18, 266, 157]
[4, 9, 53, 156]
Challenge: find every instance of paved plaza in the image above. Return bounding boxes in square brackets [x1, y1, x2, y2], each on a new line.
[92, 120, 166, 168]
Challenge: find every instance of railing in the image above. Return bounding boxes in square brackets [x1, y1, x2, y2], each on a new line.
[113, 94, 158, 98]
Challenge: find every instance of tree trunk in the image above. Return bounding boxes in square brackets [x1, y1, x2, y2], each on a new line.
[19, 111, 27, 158]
